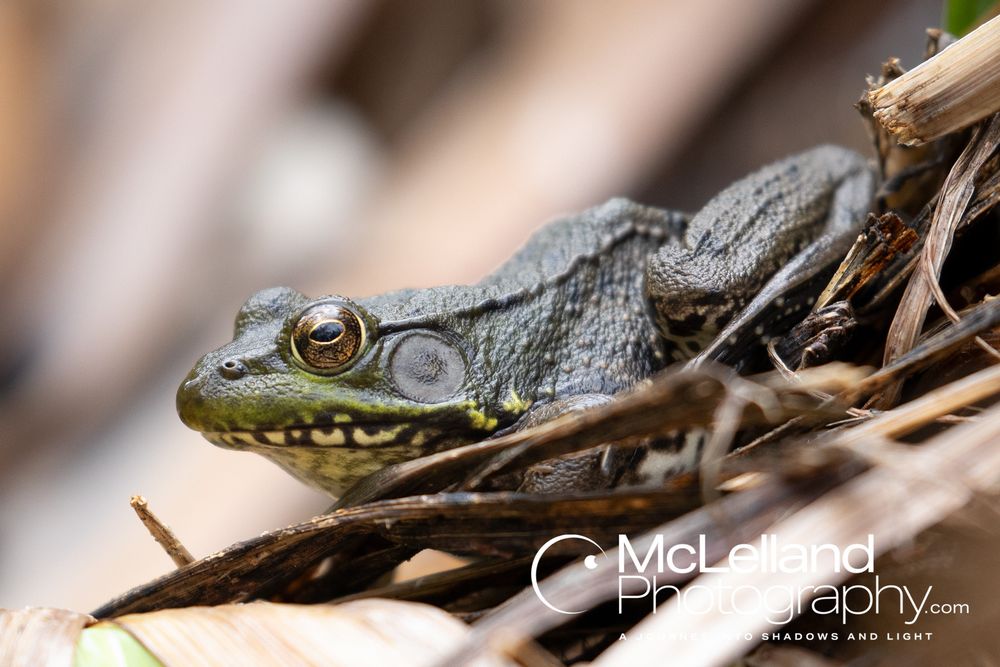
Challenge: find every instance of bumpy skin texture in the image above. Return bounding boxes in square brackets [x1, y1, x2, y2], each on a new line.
[647, 145, 873, 361]
[177, 145, 874, 496]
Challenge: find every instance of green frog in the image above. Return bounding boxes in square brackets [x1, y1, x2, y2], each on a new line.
[177, 145, 874, 496]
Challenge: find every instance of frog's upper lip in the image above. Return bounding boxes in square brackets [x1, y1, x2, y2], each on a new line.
[202, 422, 435, 449]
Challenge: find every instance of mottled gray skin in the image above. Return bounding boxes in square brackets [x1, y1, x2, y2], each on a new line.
[177, 145, 874, 496]
[365, 199, 686, 400]
[648, 146, 874, 362]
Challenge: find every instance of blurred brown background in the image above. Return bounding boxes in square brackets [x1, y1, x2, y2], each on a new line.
[0, 0, 939, 611]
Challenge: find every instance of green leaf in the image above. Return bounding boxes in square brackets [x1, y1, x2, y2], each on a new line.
[74, 624, 162, 667]
[944, 0, 996, 35]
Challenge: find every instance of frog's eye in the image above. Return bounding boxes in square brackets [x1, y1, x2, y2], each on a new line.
[290, 302, 366, 373]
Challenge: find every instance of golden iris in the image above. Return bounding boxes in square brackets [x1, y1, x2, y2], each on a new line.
[291, 302, 366, 373]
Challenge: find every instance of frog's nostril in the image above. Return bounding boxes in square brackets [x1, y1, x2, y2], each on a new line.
[219, 358, 248, 380]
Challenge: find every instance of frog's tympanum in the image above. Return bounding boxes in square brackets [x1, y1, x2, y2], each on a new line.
[177, 146, 874, 496]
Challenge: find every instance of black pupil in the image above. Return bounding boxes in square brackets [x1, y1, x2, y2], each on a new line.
[311, 320, 345, 343]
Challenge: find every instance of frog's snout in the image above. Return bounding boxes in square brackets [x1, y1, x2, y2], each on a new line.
[176, 358, 234, 431]
[176, 366, 205, 431]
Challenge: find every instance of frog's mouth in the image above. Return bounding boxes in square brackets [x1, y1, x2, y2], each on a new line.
[201, 423, 474, 496]
[202, 422, 453, 451]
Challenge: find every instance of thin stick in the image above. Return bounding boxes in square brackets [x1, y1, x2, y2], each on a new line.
[836, 362, 1000, 445]
[130, 495, 195, 568]
[869, 15, 1000, 145]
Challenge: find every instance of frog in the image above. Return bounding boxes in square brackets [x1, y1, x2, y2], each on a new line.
[177, 145, 874, 496]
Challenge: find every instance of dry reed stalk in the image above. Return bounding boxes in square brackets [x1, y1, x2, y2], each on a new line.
[870, 15, 1000, 145]
[875, 117, 1000, 407]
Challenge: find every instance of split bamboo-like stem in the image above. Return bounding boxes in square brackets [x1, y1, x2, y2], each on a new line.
[869, 15, 1000, 145]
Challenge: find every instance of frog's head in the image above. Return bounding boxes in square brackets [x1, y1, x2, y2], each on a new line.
[177, 287, 507, 496]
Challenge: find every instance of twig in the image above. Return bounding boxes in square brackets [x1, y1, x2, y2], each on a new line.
[836, 362, 1000, 446]
[814, 212, 920, 311]
[130, 495, 195, 568]
[921, 254, 1000, 363]
[851, 296, 1000, 403]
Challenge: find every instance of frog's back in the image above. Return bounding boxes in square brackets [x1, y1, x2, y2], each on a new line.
[361, 198, 684, 327]
[481, 198, 686, 291]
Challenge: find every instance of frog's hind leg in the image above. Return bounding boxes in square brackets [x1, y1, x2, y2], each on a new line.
[691, 229, 862, 368]
[645, 145, 875, 368]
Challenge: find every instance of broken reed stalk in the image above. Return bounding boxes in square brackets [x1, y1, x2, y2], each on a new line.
[869, 15, 1000, 145]
[130, 495, 195, 568]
